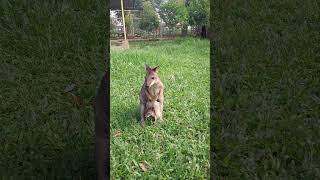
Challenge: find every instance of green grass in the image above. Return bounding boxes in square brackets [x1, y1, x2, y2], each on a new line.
[211, 0, 320, 179]
[110, 38, 210, 179]
[0, 1, 107, 178]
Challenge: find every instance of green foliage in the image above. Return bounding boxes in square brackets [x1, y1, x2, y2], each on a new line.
[0, 0, 107, 178]
[134, 0, 144, 9]
[159, 0, 189, 31]
[151, 0, 164, 10]
[110, 18, 116, 33]
[211, 0, 320, 178]
[187, 0, 209, 27]
[125, 13, 134, 35]
[139, 0, 159, 32]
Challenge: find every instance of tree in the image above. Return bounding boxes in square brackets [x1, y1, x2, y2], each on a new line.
[139, 0, 159, 32]
[134, 0, 143, 9]
[151, 0, 163, 10]
[182, 0, 190, 36]
[125, 13, 134, 35]
[159, 0, 188, 33]
[187, 0, 209, 37]
[110, 14, 117, 35]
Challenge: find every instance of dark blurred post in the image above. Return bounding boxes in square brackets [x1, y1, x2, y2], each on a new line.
[201, 25, 207, 38]
[93, 71, 109, 180]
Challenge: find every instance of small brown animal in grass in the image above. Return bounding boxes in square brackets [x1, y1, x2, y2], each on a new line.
[139, 64, 164, 127]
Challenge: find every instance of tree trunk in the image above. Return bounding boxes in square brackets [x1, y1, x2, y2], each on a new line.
[181, 24, 188, 37]
[201, 25, 207, 38]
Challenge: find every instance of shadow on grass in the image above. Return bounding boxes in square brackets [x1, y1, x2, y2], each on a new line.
[46, 146, 96, 179]
[114, 104, 141, 130]
[1, 141, 96, 179]
[114, 104, 158, 130]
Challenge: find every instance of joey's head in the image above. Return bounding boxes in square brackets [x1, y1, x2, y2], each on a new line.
[144, 64, 159, 88]
[144, 107, 156, 118]
[145, 99, 160, 119]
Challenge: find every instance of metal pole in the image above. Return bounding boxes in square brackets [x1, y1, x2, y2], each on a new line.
[120, 0, 127, 40]
[160, 19, 163, 38]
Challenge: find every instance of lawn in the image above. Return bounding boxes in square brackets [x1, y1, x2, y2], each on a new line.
[211, 0, 320, 179]
[0, 1, 107, 178]
[110, 38, 210, 179]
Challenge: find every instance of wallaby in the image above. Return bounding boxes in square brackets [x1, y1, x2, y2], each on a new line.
[93, 71, 109, 180]
[139, 65, 164, 127]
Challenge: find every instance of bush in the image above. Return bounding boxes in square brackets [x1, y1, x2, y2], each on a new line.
[139, 0, 159, 32]
[159, 0, 188, 32]
[125, 13, 134, 35]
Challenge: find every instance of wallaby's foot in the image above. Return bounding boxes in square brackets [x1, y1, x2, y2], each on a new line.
[140, 119, 145, 128]
[152, 118, 157, 124]
[153, 117, 162, 125]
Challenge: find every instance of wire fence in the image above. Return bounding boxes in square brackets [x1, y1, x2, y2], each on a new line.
[110, 10, 197, 40]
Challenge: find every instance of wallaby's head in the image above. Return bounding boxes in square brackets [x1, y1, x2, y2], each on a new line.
[144, 64, 159, 88]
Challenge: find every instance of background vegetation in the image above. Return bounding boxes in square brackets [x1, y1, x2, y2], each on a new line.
[111, 0, 210, 37]
[0, 1, 107, 178]
[139, 0, 160, 32]
[211, 0, 320, 179]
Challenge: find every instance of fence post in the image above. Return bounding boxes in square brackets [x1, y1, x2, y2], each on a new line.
[120, 0, 129, 48]
[121, 0, 127, 40]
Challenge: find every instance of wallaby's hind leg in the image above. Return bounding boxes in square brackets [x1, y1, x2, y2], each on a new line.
[159, 104, 163, 121]
[140, 104, 145, 128]
[154, 110, 162, 123]
[159, 114, 163, 121]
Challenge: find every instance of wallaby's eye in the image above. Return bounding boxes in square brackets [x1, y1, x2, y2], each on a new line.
[151, 77, 155, 80]
[156, 99, 160, 102]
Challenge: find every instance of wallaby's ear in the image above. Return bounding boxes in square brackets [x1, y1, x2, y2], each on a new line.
[145, 64, 151, 72]
[153, 66, 159, 73]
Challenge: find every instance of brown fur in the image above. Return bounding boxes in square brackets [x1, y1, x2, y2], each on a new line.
[139, 65, 164, 127]
[144, 99, 161, 120]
